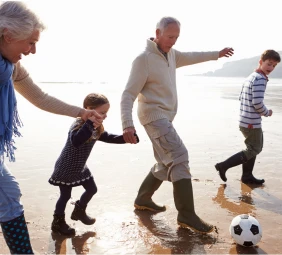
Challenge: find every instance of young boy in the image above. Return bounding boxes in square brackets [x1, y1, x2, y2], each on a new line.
[215, 49, 281, 185]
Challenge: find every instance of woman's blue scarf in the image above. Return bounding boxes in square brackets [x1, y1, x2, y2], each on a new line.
[0, 54, 22, 166]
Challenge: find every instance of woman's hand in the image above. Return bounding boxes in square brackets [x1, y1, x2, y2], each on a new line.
[88, 115, 102, 129]
[79, 109, 103, 127]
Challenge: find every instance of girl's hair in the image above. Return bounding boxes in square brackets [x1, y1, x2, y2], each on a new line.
[261, 50, 281, 62]
[156, 16, 181, 33]
[0, 1, 45, 41]
[83, 93, 109, 138]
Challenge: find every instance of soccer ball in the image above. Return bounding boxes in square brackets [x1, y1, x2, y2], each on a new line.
[229, 214, 262, 247]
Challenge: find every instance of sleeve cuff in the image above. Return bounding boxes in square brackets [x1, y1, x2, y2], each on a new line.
[122, 120, 134, 130]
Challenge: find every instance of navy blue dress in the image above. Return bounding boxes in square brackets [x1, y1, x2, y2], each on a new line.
[49, 118, 125, 187]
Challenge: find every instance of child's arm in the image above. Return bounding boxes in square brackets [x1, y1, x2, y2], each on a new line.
[70, 119, 96, 148]
[98, 131, 139, 144]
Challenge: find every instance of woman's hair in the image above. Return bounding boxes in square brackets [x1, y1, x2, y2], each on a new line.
[0, 1, 45, 41]
[260, 50, 281, 63]
[156, 16, 180, 33]
[83, 93, 109, 138]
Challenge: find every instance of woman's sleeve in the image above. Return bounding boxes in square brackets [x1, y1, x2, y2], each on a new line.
[13, 62, 82, 118]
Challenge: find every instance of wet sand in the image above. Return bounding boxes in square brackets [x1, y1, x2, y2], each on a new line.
[1, 80, 282, 254]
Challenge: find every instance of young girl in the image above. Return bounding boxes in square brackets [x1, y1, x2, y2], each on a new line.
[49, 93, 138, 235]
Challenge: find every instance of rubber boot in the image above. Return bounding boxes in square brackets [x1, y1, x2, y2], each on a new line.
[134, 171, 166, 212]
[241, 156, 265, 184]
[70, 201, 96, 225]
[215, 151, 247, 182]
[51, 213, 75, 236]
[0, 214, 34, 254]
[173, 178, 214, 234]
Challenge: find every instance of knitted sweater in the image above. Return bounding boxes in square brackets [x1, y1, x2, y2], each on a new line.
[121, 38, 219, 129]
[49, 119, 126, 187]
[12, 61, 81, 117]
[239, 71, 269, 129]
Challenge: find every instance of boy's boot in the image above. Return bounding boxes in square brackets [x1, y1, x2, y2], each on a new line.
[173, 178, 214, 234]
[0, 214, 34, 254]
[215, 151, 247, 182]
[51, 213, 75, 236]
[241, 156, 265, 184]
[134, 171, 166, 212]
[71, 201, 96, 225]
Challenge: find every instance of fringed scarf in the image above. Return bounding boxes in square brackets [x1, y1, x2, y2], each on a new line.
[0, 54, 22, 166]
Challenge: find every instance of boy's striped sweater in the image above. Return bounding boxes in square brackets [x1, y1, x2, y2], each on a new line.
[239, 71, 269, 129]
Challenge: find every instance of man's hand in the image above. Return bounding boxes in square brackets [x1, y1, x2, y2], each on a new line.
[219, 47, 234, 58]
[123, 127, 137, 144]
[79, 109, 103, 127]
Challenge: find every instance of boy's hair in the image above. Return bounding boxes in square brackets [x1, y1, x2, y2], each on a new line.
[82, 93, 109, 138]
[260, 50, 281, 62]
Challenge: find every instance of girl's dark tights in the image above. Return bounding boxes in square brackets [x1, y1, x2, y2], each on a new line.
[80, 177, 97, 207]
[55, 178, 97, 215]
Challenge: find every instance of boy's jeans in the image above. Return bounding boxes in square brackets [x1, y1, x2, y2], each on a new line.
[0, 164, 24, 222]
[240, 127, 263, 160]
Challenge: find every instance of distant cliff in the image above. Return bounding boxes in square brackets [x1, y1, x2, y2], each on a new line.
[198, 51, 282, 78]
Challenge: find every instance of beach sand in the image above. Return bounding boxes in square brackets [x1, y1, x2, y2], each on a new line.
[1, 79, 282, 254]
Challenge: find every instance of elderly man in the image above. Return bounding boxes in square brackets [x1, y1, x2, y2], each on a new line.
[121, 16, 234, 234]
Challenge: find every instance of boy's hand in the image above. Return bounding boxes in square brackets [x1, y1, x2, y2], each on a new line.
[268, 109, 273, 117]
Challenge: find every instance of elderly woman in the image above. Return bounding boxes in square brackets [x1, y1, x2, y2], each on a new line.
[0, 2, 102, 254]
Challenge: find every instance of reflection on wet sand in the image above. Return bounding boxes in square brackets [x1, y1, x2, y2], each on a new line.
[213, 182, 282, 217]
[49, 231, 96, 254]
[212, 183, 258, 216]
[134, 210, 218, 254]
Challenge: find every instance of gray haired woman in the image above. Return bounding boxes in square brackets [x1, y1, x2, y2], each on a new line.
[0, 1, 102, 254]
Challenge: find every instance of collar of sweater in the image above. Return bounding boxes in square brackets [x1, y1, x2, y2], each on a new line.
[146, 38, 168, 58]
[255, 68, 269, 81]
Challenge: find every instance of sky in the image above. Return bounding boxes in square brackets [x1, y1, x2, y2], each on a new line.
[20, 0, 282, 83]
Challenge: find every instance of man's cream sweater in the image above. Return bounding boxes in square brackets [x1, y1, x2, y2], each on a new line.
[121, 39, 219, 130]
[12, 61, 81, 117]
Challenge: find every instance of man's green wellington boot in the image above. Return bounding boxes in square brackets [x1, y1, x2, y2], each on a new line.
[173, 178, 214, 234]
[134, 171, 166, 212]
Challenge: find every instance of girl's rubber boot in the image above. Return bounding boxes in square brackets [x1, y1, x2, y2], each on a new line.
[71, 201, 96, 225]
[51, 213, 75, 236]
